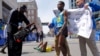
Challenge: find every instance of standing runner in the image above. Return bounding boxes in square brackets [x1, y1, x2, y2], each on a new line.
[49, 1, 71, 56]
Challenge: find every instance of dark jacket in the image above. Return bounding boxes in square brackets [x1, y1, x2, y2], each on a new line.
[9, 9, 30, 34]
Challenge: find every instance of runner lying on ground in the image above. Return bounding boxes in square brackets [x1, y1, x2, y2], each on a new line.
[34, 41, 55, 52]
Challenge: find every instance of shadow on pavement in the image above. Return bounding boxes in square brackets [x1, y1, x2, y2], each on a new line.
[22, 52, 34, 55]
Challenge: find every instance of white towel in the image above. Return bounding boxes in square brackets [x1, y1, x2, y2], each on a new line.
[68, 7, 92, 38]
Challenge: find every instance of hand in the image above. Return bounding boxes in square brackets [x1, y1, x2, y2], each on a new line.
[58, 44, 61, 48]
[48, 23, 51, 26]
[84, 3, 89, 9]
[48, 23, 53, 29]
[57, 31, 61, 37]
[18, 26, 22, 30]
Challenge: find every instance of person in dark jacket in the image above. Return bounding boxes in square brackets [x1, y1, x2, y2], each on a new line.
[7, 5, 30, 56]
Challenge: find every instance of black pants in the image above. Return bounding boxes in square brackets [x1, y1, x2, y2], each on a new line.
[36, 31, 44, 42]
[7, 33, 22, 56]
[36, 32, 39, 42]
[40, 31, 44, 42]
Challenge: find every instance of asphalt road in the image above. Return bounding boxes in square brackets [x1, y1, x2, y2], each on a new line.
[0, 37, 100, 56]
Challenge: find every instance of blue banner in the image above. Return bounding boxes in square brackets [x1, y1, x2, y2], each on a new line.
[0, 22, 6, 46]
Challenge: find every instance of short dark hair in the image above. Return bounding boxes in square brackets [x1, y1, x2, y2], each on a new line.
[20, 5, 27, 10]
[59, 1, 65, 6]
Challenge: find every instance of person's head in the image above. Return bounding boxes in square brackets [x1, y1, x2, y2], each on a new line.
[20, 5, 27, 13]
[57, 1, 65, 11]
[76, 0, 85, 8]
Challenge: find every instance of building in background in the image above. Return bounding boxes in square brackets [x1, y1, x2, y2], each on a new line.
[35, 17, 43, 32]
[17, 0, 38, 24]
[69, 0, 76, 9]
[18, 0, 43, 34]
[0, 0, 17, 23]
